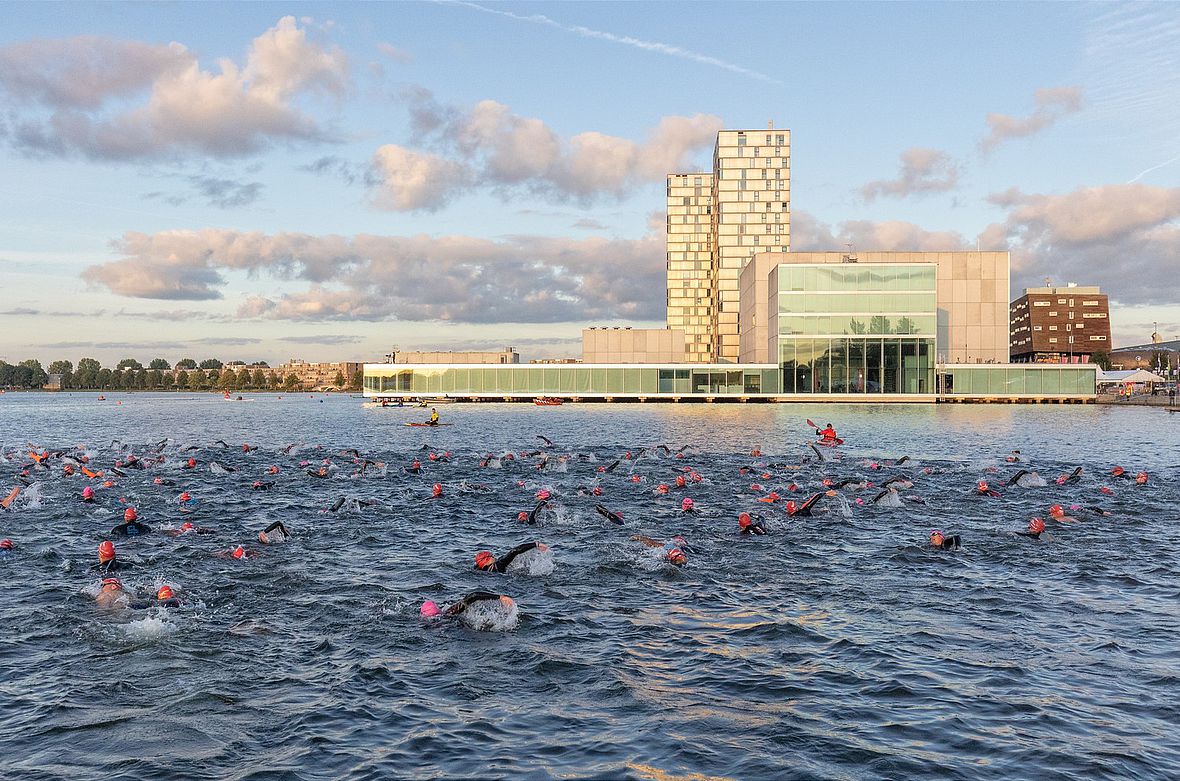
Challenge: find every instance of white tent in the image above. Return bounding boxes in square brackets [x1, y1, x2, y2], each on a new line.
[1096, 369, 1167, 385]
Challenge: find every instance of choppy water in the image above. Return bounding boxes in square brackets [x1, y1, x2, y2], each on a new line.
[1, 393, 1178, 780]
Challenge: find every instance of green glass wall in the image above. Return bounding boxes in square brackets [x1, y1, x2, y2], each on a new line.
[365, 366, 778, 396]
[774, 264, 937, 394]
[942, 366, 1096, 395]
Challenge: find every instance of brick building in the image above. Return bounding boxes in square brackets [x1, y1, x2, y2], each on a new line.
[1010, 285, 1110, 363]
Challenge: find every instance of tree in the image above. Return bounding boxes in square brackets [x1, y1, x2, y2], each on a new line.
[149, 358, 171, 370]
[176, 369, 189, 389]
[111, 369, 125, 389]
[11, 364, 33, 387]
[238, 368, 252, 388]
[48, 359, 73, 375]
[350, 369, 363, 390]
[283, 374, 300, 391]
[896, 316, 916, 335]
[253, 368, 267, 388]
[97, 368, 112, 388]
[1090, 350, 1112, 371]
[117, 358, 143, 370]
[176, 358, 198, 370]
[199, 358, 223, 370]
[20, 359, 48, 387]
[76, 357, 101, 388]
[333, 370, 346, 388]
[206, 368, 220, 384]
[268, 371, 280, 389]
[148, 369, 163, 389]
[218, 370, 236, 391]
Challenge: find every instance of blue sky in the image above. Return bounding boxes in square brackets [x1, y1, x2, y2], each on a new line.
[1, 1, 1177, 366]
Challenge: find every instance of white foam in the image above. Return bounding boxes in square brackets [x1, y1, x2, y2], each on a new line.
[506, 547, 555, 576]
[460, 599, 520, 631]
[122, 613, 177, 642]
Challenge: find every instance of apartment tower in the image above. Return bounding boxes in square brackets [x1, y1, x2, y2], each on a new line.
[667, 126, 790, 362]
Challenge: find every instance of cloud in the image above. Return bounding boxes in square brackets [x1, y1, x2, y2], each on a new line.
[979, 87, 1084, 154]
[277, 334, 365, 345]
[791, 210, 968, 253]
[860, 148, 960, 202]
[0, 16, 348, 160]
[376, 42, 413, 64]
[144, 175, 264, 208]
[83, 227, 665, 323]
[374, 92, 722, 209]
[451, 1, 782, 84]
[0, 307, 41, 316]
[300, 154, 378, 186]
[572, 218, 608, 230]
[36, 336, 259, 350]
[979, 184, 1180, 304]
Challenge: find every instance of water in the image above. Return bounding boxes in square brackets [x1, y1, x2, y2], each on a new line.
[1, 393, 1178, 780]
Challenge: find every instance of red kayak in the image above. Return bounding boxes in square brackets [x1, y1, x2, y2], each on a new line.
[815, 438, 844, 447]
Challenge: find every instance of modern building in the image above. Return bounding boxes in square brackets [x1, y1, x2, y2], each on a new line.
[384, 348, 519, 364]
[582, 327, 687, 364]
[276, 359, 362, 389]
[669, 126, 790, 363]
[1109, 331, 1179, 378]
[1010, 285, 1110, 363]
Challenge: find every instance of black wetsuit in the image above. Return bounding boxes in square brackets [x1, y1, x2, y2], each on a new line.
[478, 542, 540, 573]
[934, 535, 962, 550]
[110, 520, 153, 536]
[1061, 467, 1083, 485]
[445, 591, 504, 616]
[1015, 530, 1042, 540]
[788, 493, 823, 517]
[95, 558, 133, 573]
[260, 520, 291, 542]
[307, 470, 330, 479]
[523, 501, 548, 524]
[595, 505, 624, 524]
[251, 481, 275, 491]
[740, 520, 768, 536]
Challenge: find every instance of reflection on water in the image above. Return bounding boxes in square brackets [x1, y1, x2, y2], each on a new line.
[0, 393, 1177, 780]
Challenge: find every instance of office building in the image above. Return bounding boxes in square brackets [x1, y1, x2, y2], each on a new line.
[1010, 285, 1110, 363]
[582, 327, 687, 364]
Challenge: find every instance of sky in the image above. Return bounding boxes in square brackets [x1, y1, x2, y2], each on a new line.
[1, 1, 1178, 367]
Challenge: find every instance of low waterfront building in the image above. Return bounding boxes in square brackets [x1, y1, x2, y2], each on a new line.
[582, 327, 687, 364]
[385, 348, 519, 364]
[1010, 284, 1110, 363]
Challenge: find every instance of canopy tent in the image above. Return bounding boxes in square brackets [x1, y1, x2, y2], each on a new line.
[1096, 369, 1167, 385]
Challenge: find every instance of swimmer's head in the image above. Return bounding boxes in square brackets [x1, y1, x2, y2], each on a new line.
[102, 480, 114, 488]
[785, 500, 798, 515]
[977, 480, 989, 492]
[431, 483, 442, 497]
[1028, 518, 1046, 534]
[591, 486, 603, 496]
[536, 489, 550, 501]
[153, 477, 163, 485]
[681, 497, 694, 511]
[1111, 466, 1126, 477]
[123, 507, 137, 522]
[665, 547, 687, 566]
[0, 538, 12, 550]
[98, 540, 116, 562]
[82, 486, 94, 499]
[179, 491, 192, 502]
[187, 458, 196, 468]
[180, 521, 195, 532]
[420, 600, 441, 617]
[675, 475, 686, 488]
[738, 512, 752, 529]
[474, 551, 495, 570]
[930, 530, 945, 547]
[232, 545, 246, 560]
[1049, 504, 1064, 518]
[517, 511, 529, 522]
[656, 484, 669, 494]
[1135, 472, 1148, 484]
[100, 577, 122, 592]
[499, 595, 515, 609]
[156, 585, 174, 600]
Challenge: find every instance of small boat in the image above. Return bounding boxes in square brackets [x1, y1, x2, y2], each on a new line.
[814, 438, 844, 447]
[420, 397, 459, 405]
[97, 395, 106, 401]
[534, 397, 564, 406]
[405, 422, 454, 427]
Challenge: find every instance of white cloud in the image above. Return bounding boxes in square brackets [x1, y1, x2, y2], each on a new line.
[371, 145, 469, 211]
[0, 16, 348, 160]
[860, 147, 960, 202]
[979, 87, 1084, 154]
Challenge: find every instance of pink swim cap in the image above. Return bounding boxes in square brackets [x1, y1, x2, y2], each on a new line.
[82, 486, 94, 498]
[536, 489, 550, 500]
[681, 497, 694, 510]
[420, 600, 441, 617]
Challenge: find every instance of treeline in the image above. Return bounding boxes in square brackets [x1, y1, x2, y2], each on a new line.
[0, 357, 363, 391]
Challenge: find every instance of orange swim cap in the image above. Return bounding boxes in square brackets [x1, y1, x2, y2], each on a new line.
[1049, 504, 1064, 517]
[124, 507, 137, 522]
[1029, 518, 1046, 534]
[180, 521, 195, 531]
[785, 500, 798, 515]
[179, 492, 192, 502]
[0, 538, 13, 549]
[157, 585, 174, 600]
[432, 483, 442, 496]
[1135, 472, 1148, 484]
[739, 512, 752, 529]
[475, 551, 495, 569]
[1111, 466, 1125, 476]
[930, 530, 945, 546]
[98, 540, 116, 561]
[101, 577, 122, 591]
[666, 548, 687, 566]
[232, 546, 246, 559]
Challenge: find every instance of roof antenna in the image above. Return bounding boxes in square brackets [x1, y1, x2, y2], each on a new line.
[842, 243, 858, 263]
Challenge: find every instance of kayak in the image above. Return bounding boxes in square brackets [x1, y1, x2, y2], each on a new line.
[405, 423, 454, 427]
[534, 397, 563, 406]
[815, 438, 844, 447]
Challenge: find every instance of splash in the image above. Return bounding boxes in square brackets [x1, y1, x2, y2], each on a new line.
[460, 599, 520, 631]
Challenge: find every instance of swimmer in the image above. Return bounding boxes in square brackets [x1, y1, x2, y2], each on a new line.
[738, 512, 768, 535]
[407, 459, 422, 474]
[1007, 469, 1047, 488]
[210, 461, 237, 473]
[0, 538, 14, 555]
[786, 493, 823, 517]
[251, 480, 275, 491]
[110, 507, 152, 536]
[95, 577, 128, 609]
[217, 545, 254, 560]
[974, 480, 1001, 498]
[1135, 472, 1148, 485]
[431, 483, 442, 498]
[420, 591, 515, 619]
[1048, 504, 1077, 523]
[1005, 450, 1024, 463]
[870, 486, 900, 506]
[1110, 466, 1129, 480]
[681, 497, 696, 513]
[1015, 517, 1046, 540]
[154, 585, 181, 608]
[307, 467, 330, 479]
[594, 504, 624, 524]
[518, 500, 549, 525]
[182, 458, 197, 470]
[630, 535, 689, 566]
[1, 486, 21, 510]
[1056, 466, 1083, 485]
[257, 521, 291, 544]
[95, 540, 132, 572]
[81, 486, 95, 503]
[929, 530, 962, 550]
[474, 542, 549, 573]
[166, 521, 215, 536]
[881, 475, 913, 490]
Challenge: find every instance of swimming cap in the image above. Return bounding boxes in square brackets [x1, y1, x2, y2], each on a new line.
[124, 507, 137, 522]
[656, 484, 668, 494]
[536, 489, 550, 501]
[102, 480, 114, 488]
[475, 551, 495, 570]
[232, 546, 246, 559]
[101, 577, 122, 590]
[420, 600, 441, 617]
[675, 476, 686, 487]
[666, 548, 687, 566]
[977, 480, 989, 491]
[82, 486, 94, 498]
[592, 486, 603, 496]
[1135, 472, 1148, 483]
[156, 585, 174, 600]
[180, 522, 195, 531]
[785, 500, 798, 515]
[98, 540, 116, 561]
[179, 492, 192, 502]
[432, 483, 442, 496]
[1029, 518, 1046, 534]
[428, 453, 437, 461]
[681, 498, 694, 511]
[0, 538, 12, 549]
[517, 511, 529, 521]
[153, 477, 163, 485]
[1049, 504, 1063, 516]
[631, 475, 641, 483]
[187, 458, 196, 467]
[1111, 466, 1125, 476]
[242, 444, 250, 452]
[738, 512, 752, 529]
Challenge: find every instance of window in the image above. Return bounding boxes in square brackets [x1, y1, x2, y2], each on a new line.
[1034, 326, 1042, 331]
[1057, 299, 1066, 304]
[777, 134, 785, 145]
[1083, 300, 1099, 306]
[1090, 335, 1107, 341]
[1083, 312, 1107, 319]
[1034, 301, 1049, 307]
[1049, 338, 1058, 343]
[1049, 311, 1058, 316]
[1049, 326, 1057, 331]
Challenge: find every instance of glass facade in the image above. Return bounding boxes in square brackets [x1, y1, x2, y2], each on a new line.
[941, 366, 1096, 396]
[774, 264, 937, 394]
[364, 366, 781, 396]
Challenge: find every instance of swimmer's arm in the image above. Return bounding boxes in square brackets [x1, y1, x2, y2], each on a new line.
[446, 591, 502, 615]
[263, 521, 289, 536]
[630, 535, 661, 548]
[495, 542, 539, 570]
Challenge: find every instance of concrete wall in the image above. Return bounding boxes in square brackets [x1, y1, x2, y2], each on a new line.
[738, 253, 776, 363]
[389, 350, 519, 364]
[582, 328, 687, 363]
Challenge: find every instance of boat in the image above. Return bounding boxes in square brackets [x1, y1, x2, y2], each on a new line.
[534, 397, 564, 406]
[420, 397, 459, 405]
[363, 399, 406, 408]
[405, 422, 454, 427]
[97, 395, 106, 401]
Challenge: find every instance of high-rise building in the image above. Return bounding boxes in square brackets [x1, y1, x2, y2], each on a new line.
[1009, 285, 1110, 363]
[668, 126, 790, 362]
